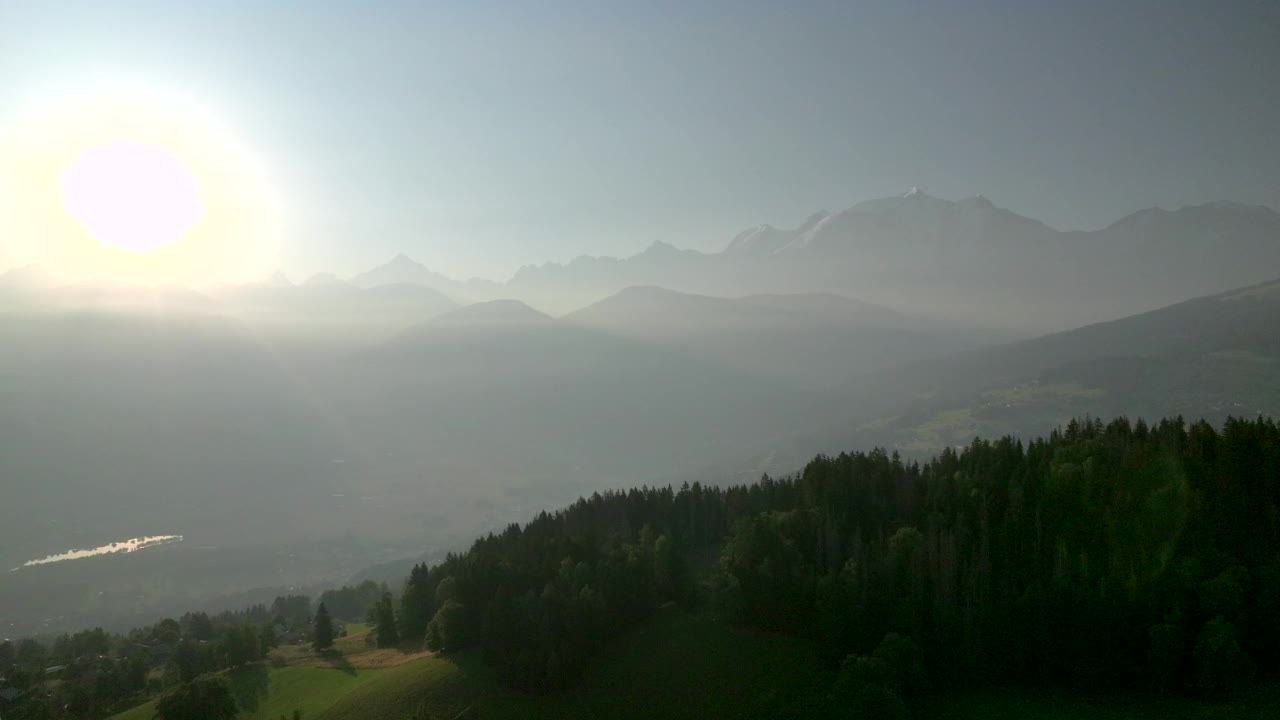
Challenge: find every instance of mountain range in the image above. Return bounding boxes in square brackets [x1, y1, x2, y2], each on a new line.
[765, 276, 1280, 473]
[6, 191, 1277, 335]
[349, 192, 1280, 332]
[562, 286, 985, 389]
[3, 191, 1279, 637]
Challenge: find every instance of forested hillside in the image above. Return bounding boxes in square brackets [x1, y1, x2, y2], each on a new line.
[5, 415, 1277, 719]
[391, 415, 1279, 712]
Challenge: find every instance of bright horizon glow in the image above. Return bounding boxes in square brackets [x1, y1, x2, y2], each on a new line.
[0, 80, 282, 284]
[62, 138, 205, 254]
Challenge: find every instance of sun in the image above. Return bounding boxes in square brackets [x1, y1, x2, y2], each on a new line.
[0, 81, 282, 284]
[62, 138, 205, 254]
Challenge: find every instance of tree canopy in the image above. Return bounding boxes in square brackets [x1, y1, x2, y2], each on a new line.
[2, 414, 1277, 718]
[313, 603, 334, 652]
[390, 415, 1279, 698]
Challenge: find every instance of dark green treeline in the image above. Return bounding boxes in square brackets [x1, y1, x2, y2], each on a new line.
[395, 416, 1280, 699]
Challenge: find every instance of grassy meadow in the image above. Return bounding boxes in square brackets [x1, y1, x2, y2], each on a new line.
[114, 609, 1279, 720]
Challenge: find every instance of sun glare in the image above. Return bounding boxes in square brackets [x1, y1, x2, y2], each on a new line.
[0, 81, 281, 284]
[62, 138, 205, 254]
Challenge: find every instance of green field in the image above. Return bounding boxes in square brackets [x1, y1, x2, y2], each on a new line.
[113, 663, 399, 720]
[114, 609, 1280, 720]
[112, 606, 827, 720]
[315, 653, 483, 720]
[115, 661, 417, 712]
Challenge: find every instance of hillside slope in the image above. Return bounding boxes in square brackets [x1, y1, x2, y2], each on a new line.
[781, 277, 1280, 463]
[562, 286, 980, 389]
[112, 605, 1280, 720]
[109, 607, 827, 720]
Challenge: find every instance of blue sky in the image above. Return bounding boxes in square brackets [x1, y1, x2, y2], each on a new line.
[2, 0, 1277, 280]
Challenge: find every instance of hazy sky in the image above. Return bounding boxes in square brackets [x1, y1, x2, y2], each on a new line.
[1, 0, 1277, 281]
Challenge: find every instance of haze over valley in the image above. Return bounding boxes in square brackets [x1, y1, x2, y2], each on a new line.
[2, 3, 1279, 718]
[3, 192, 1279, 636]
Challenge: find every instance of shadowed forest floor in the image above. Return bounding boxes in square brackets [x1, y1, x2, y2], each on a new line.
[921, 684, 1280, 720]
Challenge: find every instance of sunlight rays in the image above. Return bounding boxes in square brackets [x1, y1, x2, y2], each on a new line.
[0, 80, 282, 284]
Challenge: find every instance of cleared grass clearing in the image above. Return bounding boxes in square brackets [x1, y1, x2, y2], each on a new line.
[342, 646, 436, 669]
[269, 632, 429, 670]
[314, 654, 482, 720]
[112, 633, 432, 719]
[113, 664, 391, 720]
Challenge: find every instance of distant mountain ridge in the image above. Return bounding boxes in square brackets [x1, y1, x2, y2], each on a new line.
[351, 253, 453, 288]
[348, 192, 1280, 332]
[719, 190, 1057, 259]
[753, 275, 1280, 474]
[564, 286, 913, 336]
[563, 286, 980, 389]
[424, 298, 553, 328]
[6, 192, 1276, 333]
[350, 253, 500, 302]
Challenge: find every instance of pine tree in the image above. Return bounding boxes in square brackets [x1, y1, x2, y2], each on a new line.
[375, 592, 400, 647]
[400, 565, 432, 640]
[313, 602, 334, 651]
